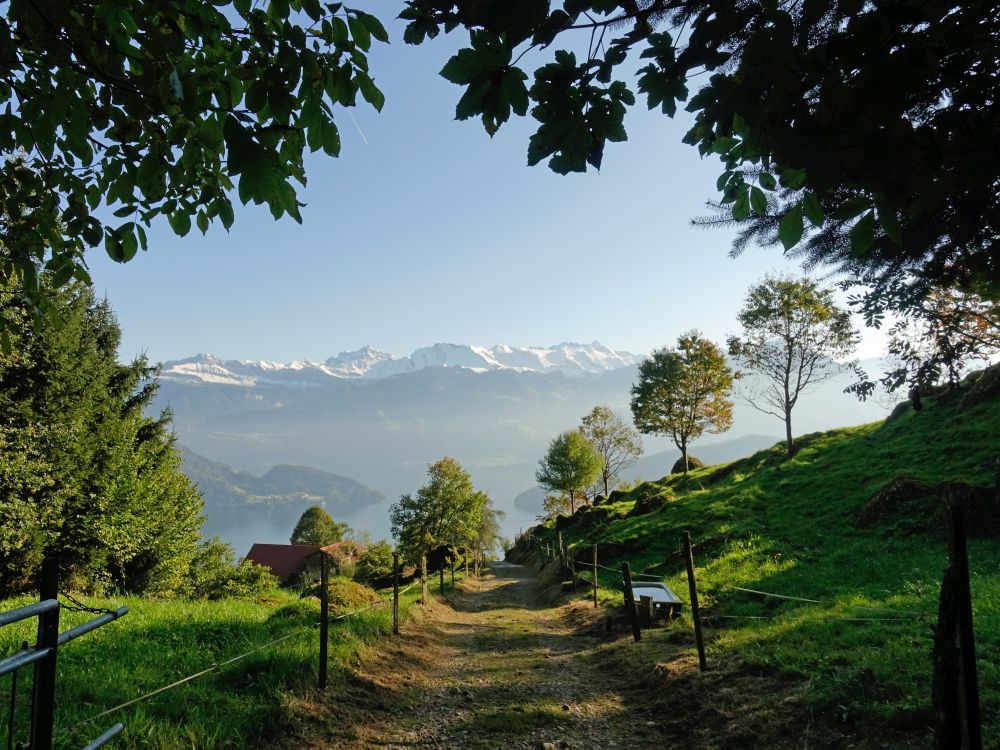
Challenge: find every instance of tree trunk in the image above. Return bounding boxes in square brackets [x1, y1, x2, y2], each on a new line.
[682, 442, 689, 475]
[603, 470, 610, 498]
[785, 408, 794, 456]
[569, 490, 575, 513]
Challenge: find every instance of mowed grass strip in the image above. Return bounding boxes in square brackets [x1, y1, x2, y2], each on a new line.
[0, 576, 429, 749]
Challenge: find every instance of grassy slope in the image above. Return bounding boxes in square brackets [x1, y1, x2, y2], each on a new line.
[0, 576, 432, 749]
[527, 373, 1000, 745]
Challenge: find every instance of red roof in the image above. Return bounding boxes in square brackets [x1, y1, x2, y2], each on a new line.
[244, 543, 321, 583]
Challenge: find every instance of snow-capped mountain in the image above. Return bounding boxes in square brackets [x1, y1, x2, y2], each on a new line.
[159, 342, 642, 387]
[324, 346, 395, 378]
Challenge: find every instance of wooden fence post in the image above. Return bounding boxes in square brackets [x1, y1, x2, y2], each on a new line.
[951, 503, 982, 750]
[592, 544, 599, 609]
[683, 531, 707, 672]
[933, 497, 982, 750]
[570, 556, 577, 592]
[450, 558, 455, 588]
[439, 565, 445, 595]
[420, 554, 428, 605]
[464, 553, 469, 577]
[30, 556, 59, 750]
[318, 553, 329, 688]
[392, 552, 399, 636]
[622, 562, 641, 642]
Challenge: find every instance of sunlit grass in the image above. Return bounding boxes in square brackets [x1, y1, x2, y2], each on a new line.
[0, 575, 434, 749]
[536, 385, 1000, 739]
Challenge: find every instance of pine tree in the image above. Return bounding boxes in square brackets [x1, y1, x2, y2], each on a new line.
[0, 271, 203, 594]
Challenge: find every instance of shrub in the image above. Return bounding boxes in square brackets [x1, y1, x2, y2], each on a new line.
[671, 454, 705, 474]
[355, 540, 393, 583]
[185, 537, 276, 599]
[306, 578, 381, 614]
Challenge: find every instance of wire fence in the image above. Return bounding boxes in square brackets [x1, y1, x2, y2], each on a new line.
[565, 552, 929, 619]
[520, 510, 984, 747]
[66, 580, 420, 734]
[530, 530, 940, 644]
[3, 559, 449, 750]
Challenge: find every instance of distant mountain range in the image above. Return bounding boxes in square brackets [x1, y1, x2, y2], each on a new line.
[181, 448, 383, 553]
[160, 342, 643, 387]
[155, 342, 892, 542]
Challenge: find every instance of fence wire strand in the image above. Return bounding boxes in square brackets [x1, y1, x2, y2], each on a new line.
[728, 586, 927, 618]
[562, 547, 928, 619]
[66, 581, 424, 734]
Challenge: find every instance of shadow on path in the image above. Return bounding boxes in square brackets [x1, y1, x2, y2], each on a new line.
[291, 562, 677, 750]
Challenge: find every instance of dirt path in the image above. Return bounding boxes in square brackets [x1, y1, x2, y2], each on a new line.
[297, 562, 678, 750]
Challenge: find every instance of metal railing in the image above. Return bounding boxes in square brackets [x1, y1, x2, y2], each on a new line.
[0, 558, 127, 750]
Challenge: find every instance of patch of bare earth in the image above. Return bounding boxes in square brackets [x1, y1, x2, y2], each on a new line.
[281, 562, 896, 750]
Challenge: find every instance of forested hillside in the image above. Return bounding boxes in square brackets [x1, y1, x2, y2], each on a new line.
[181, 449, 383, 550]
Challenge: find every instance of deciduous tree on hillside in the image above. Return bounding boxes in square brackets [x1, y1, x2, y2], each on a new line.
[630, 332, 734, 475]
[535, 430, 603, 513]
[540, 492, 573, 521]
[390, 457, 488, 562]
[289, 505, 352, 546]
[579, 405, 643, 497]
[471, 501, 505, 566]
[728, 276, 858, 456]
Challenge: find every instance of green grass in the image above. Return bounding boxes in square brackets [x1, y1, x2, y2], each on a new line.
[0, 573, 437, 749]
[529, 376, 1000, 742]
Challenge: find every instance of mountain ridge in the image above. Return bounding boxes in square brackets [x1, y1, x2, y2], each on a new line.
[160, 341, 642, 387]
[180, 448, 383, 552]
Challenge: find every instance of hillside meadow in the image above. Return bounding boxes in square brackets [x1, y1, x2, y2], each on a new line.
[0, 576, 430, 749]
[517, 367, 1000, 746]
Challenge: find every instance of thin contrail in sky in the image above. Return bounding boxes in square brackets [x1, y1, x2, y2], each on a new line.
[348, 111, 368, 145]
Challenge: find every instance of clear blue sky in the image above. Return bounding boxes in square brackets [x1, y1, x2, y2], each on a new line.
[88, 9, 886, 364]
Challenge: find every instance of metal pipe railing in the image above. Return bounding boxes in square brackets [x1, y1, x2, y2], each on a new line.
[58, 608, 129, 647]
[0, 600, 59, 628]
[81, 722, 124, 750]
[0, 646, 53, 678]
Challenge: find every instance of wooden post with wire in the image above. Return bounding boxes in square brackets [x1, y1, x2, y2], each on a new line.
[592, 544, 599, 608]
[420, 554, 428, 605]
[439, 564, 445, 595]
[622, 561, 641, 642]
[683, 530, 707, 672]
[933, 493, 982, 750]
[318, 552, 329, 688]
[392, 552, 400, 636]
[952, 502, 983, 750]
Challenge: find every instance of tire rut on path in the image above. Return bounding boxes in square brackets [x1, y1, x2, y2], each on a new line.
[303, 562, 675, 750]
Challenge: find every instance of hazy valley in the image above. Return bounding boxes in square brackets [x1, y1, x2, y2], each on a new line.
[158, 342, 891, 547]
